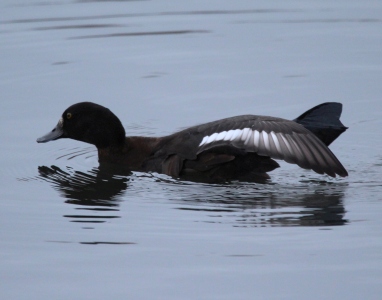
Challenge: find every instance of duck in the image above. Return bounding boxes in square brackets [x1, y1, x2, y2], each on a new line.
[37, 102, 348, 182]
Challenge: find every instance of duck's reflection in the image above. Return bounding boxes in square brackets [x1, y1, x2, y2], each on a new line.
[169, 180, 348, 227]
[38, 164, 131, 223]
[37, 165, 347, 227]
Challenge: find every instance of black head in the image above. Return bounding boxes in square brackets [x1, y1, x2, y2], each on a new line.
[37, 102, 126, 148]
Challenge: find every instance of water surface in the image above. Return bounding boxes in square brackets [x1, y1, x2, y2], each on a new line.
[1, 0, 382, 299]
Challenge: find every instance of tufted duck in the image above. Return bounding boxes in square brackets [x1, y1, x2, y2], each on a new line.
[37, 102, 348, 181]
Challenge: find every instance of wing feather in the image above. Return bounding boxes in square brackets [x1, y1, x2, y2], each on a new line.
[270, 131, 282, 157]
[292, 132, 323, 173]
[162, 114, 347, 178]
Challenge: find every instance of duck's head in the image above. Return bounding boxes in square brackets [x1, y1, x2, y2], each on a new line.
[37, 102, 126, 148]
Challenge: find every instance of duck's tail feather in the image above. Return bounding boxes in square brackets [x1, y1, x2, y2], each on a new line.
[294, 102, 348, 146]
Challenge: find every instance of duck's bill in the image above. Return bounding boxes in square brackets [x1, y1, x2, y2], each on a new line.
[37, 118, 64, 143]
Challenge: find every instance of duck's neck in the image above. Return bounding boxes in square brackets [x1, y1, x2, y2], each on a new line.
[97, 136, 160, 170]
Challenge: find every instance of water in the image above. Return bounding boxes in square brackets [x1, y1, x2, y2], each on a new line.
[1, 0, 382, 299]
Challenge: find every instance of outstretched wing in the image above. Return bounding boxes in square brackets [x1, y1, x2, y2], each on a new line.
[194, 115, 347, 177]
[157, 114, 348, 178]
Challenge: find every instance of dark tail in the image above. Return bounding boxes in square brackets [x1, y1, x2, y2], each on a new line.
[294, 102, 348, 146]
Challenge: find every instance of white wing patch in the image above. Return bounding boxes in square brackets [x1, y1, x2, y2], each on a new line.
[199, 128, 270, 148]
[199, 128, 292, 160]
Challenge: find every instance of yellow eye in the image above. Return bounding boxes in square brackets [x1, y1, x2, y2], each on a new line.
[66, 112, 72, 119]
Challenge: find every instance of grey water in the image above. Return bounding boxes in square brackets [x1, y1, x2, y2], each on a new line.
[1, 0, 382, 299]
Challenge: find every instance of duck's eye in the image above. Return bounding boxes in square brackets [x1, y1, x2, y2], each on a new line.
[66, 112, 72, 119]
